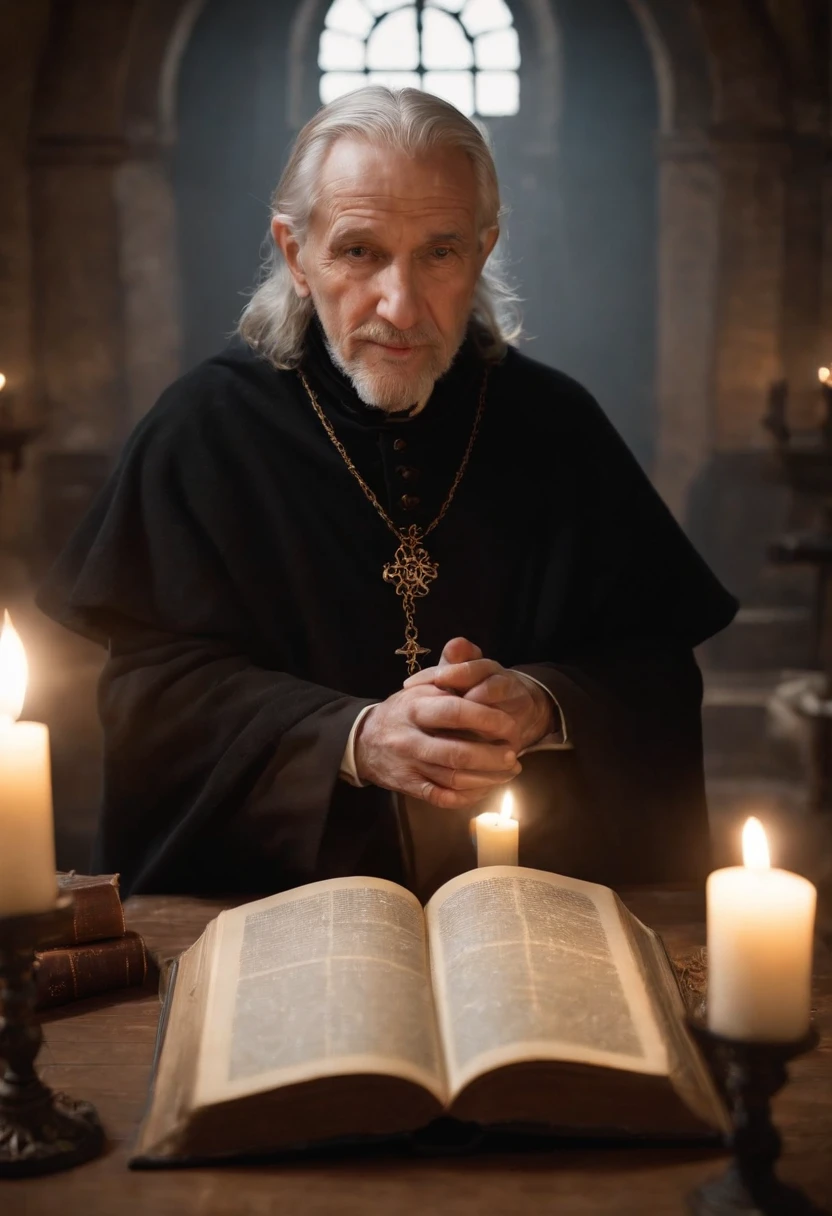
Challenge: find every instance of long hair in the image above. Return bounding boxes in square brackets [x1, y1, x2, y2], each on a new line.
[237, 86, 521, 368]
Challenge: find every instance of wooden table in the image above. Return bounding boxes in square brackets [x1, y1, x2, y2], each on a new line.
[4, 887, 832, 1215]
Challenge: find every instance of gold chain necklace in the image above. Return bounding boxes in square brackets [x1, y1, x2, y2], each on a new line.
[298, 368, 488, 675]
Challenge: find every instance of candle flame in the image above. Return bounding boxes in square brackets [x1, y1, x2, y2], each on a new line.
[0, 373, 6, 393]
[0, 611, 28, 724]
[819, 367, 831, 384]
[742, 816, 770, 870]
[498, 790, 515, 825]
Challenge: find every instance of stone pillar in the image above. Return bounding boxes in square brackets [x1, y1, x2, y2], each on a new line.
[29, 139, 183, 559]
[29, 141, 129, 455]
[703, 133, 816, 669]
[114, 156, 183, 428]
[711, 135, 789, 450]
[780, 137, 825, 428]
[653, 134, 719, 521]
[0, 1, 50, 573]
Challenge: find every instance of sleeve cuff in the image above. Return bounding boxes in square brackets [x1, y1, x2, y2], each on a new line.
[339, 703, 380, 787]
[513, 670, 573, 753]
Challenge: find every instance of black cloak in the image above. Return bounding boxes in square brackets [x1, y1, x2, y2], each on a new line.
[37, 321, 738, 897]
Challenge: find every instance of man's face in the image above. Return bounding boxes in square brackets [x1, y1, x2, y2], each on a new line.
[273, 138, 498, 411]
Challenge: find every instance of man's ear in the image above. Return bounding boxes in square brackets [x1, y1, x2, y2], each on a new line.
[271, 218, 311, 299]
[479, 225, 499, 265]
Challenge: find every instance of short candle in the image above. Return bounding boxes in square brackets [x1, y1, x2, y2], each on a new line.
[475, 790, 519, 867]
[706, 816, 816, 1041]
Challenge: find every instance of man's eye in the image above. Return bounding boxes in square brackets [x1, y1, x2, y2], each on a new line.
[432, 247, 453, 260]
[345, 246, 369, 259]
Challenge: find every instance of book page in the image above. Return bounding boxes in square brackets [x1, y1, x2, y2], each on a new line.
[617, 900, 729, 1133]
[193, 876, 446, 1108]
[426, 867, 668, 1096]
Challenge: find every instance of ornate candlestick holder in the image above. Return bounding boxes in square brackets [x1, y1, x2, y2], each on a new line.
[686, 1019, 824, 1215]
[0, 894, 104, 1177]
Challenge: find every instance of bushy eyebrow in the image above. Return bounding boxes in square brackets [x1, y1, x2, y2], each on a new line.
[329, 226, 467, 248]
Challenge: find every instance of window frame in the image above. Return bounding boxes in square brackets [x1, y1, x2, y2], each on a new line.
[317, 0, 522, 118]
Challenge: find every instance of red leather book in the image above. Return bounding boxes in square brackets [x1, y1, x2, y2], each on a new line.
[38, 872, 126, 948]
[35, 932, 149, 1010]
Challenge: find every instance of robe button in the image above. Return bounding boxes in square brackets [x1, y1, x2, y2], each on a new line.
[400, 494, 421, 510]
[393, 438, 407, 452]
[397, 466, 420, 483]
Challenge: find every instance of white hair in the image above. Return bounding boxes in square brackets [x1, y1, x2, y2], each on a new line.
[237, 86, 521, 368]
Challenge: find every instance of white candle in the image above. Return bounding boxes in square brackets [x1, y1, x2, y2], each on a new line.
[0, 611, 56, 915]
[475, 790, 519, 867]
[707, 817, 816, 1041]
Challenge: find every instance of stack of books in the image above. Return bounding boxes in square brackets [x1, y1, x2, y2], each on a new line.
[35, 872, 150, 1010]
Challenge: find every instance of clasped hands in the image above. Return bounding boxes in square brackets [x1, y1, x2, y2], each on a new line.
[354, 637, 554, 808]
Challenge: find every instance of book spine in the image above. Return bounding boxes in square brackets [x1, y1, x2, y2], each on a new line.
[43, 876, 126, 947]
[35, 933, 148, 1010]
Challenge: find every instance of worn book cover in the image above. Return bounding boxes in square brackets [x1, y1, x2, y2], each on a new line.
[37, 872, 126, 949]
[36, 931, 149, 1009]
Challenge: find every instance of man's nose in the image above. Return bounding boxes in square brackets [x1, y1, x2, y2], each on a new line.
[375, 260, 421, 332]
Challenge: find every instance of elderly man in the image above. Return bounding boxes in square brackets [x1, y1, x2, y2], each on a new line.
[38, 87, 737, 899]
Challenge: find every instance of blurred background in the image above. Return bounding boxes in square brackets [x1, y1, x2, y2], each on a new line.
[1, 0, 831, 893]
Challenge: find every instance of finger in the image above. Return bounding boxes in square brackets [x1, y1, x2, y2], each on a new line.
[403, 665, 441, 688]
[439, 637, 483, 667]
[429, 659, 504, 693]
[463, 673, 522, 706]
[410, 780, 498, 811]
[417, 760, 522, 791]
[417, 733, 518, 773]
[403, 656, 496, 690]
[412, 693, 516, 742]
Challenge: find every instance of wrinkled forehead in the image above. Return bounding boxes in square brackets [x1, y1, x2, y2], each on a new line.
[311, 136, 481, 234]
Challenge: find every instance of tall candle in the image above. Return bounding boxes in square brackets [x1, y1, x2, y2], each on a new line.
[0, 611, 56, 914]
[475, 790, 519, 867]
[707, 817, 816, 1041]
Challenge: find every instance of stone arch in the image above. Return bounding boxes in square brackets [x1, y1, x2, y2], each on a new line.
[628, 0, 713, 135]
[286, 0, 561, 144]
[626, 0, 719, 517]
[28, 0, 207, 460]
[27, 0, 813, 522]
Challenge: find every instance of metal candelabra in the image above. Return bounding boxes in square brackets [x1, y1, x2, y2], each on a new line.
[0, 894, 104, 1177]
[687, 1019, 824, 1215]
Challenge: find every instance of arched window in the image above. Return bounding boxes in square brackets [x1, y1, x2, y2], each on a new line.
[318, 0, 520, 118]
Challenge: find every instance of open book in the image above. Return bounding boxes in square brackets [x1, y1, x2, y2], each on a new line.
[131, 867, 727, 1165]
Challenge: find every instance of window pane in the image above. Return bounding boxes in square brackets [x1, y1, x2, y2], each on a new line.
[325, 0, 374, 38]
[475, 69, 519, 115]
[422, 9, 473, 69]
[426, 0, 465, 12]
[474, 27, 519, 69]
[366, 70, 422, 94]
[364, 0, 410, 15]
[422, 71, 474, 116]
[320, 72, 369, 103]
[319, 29, 366, 70]
[366, 8, 419, 68]
[460, 0, 512, 37]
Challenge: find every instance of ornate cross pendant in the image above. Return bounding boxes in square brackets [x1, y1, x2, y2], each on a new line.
[382, 525, 439, 674]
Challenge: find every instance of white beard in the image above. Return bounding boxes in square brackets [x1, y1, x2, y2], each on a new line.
[327, 341, 449, 412]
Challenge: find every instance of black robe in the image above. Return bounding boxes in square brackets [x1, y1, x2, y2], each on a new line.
[37, 322, 738, 897]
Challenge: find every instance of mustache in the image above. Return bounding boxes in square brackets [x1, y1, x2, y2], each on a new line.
[352, 324, 441, 347]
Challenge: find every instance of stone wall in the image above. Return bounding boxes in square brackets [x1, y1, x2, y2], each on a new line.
[0, 0, 829, 868]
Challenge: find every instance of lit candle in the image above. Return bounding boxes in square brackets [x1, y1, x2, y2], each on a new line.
[475, 790, 519, 867]
[818, 367, 831, 384]
[707, 817, 816, 1041]
[0, 611, 56, 915]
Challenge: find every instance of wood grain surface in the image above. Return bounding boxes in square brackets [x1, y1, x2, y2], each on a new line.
[3, 886, 830, 1216]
